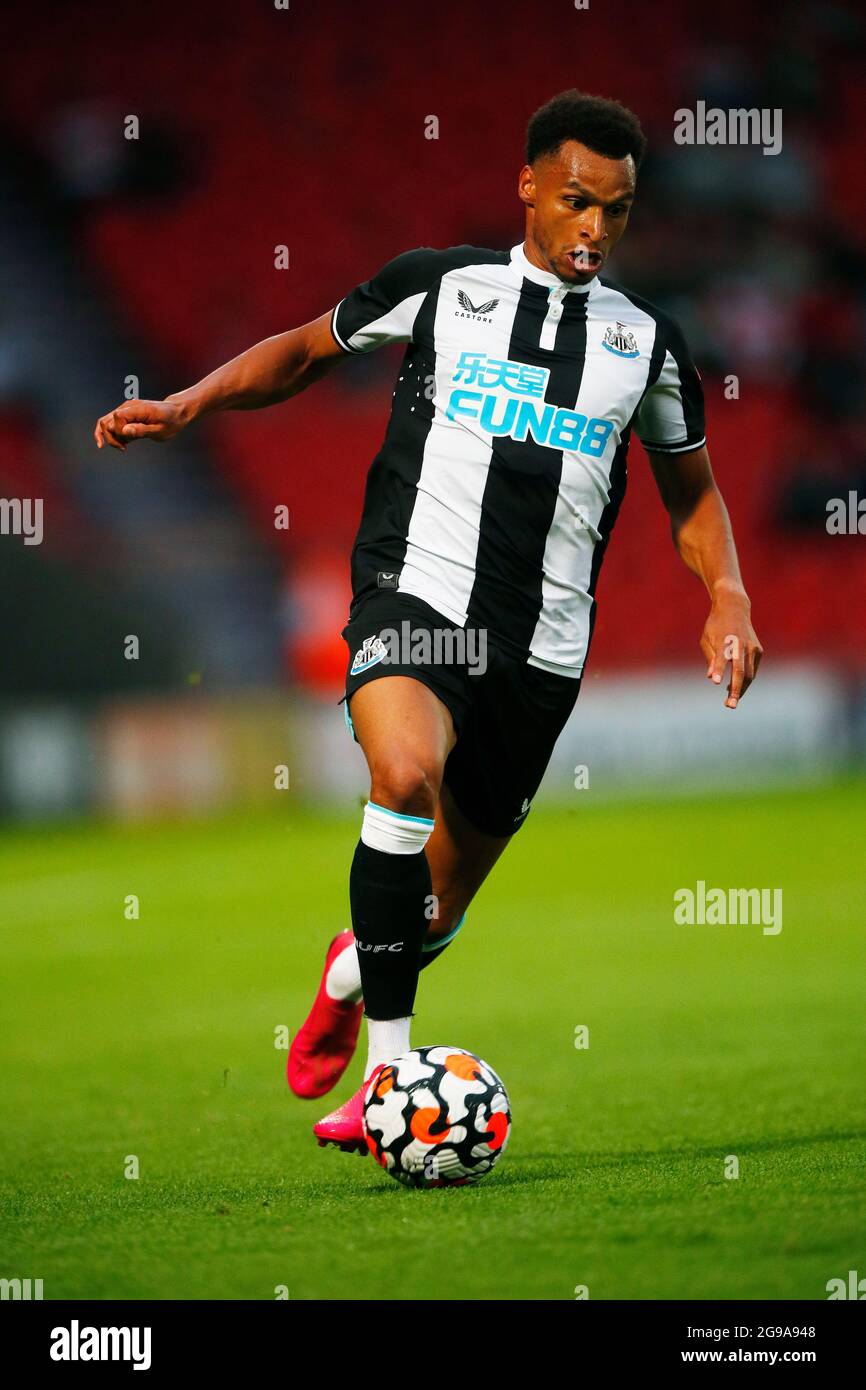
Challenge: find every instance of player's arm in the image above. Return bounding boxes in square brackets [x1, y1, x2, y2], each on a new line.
[94, 312, 344, 451]
[647, 443, 763, 709]
[94, 247, 440, 452]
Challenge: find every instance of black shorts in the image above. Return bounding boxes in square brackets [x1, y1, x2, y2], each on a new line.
[340, 592, 580, 837]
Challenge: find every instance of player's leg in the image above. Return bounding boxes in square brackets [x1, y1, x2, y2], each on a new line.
[308, 783, 512, 1017]
[327, 643, 578, 1031]
[290, 590, 474, 1105]
[419, 782, 511, 966]
[289, 778, 512, 1099]
[346, 674, 455, 1062]
[312, 674, 456, 1149]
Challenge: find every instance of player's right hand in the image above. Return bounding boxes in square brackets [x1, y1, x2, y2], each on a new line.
[94, 398, 189, 451]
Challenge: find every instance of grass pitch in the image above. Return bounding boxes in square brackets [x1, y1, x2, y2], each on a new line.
[1, 779, 864, 1300]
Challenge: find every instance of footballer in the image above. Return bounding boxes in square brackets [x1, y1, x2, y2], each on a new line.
[95, 91, 763, 1154]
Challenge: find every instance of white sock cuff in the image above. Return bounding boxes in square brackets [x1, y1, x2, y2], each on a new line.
[361, 800, 434, 854]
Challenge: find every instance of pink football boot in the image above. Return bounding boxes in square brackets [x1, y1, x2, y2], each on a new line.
[313, 1065, 385, 1153]
[287, 932, 364, 1100]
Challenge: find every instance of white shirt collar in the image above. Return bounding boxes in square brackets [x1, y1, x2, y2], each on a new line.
[510, 241, 596, 295]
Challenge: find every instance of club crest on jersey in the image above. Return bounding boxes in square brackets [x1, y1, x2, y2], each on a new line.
[456, 290, 499, 322]
[602, 322, 640, 358]
[351, 635, 388, 675]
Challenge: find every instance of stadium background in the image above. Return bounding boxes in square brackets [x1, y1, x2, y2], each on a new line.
[1, 0, 864, 1302]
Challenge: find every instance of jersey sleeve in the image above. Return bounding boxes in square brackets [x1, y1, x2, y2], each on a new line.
[330, 248, 443, 354]
[634, 313, 706, 454]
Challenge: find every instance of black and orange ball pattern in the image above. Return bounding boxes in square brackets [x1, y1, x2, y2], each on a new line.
[363, 1046, 511, 1187]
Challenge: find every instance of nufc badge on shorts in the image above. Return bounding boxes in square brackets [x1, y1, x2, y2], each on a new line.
[377, 571, 399, 590]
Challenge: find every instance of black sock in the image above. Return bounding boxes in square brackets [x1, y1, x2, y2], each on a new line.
[349, 839, 431, 1020]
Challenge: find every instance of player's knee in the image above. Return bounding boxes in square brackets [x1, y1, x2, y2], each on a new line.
[370, 758, 440, 820]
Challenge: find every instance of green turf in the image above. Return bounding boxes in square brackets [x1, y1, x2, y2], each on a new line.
[1, 779, 864, 1301]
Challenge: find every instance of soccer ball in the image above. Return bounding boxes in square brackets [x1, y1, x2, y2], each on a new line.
[362, 1045, 511, 1187]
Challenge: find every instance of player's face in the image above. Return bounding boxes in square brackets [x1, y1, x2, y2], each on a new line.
[518, 140, 636, 285]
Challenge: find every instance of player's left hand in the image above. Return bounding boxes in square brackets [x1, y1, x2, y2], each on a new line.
[700, 589, 763, 710]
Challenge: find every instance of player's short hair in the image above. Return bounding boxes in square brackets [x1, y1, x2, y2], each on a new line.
[526, 90, 647, 170]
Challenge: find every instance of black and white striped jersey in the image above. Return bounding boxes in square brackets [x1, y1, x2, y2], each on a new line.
[331, 242, 705, 677]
